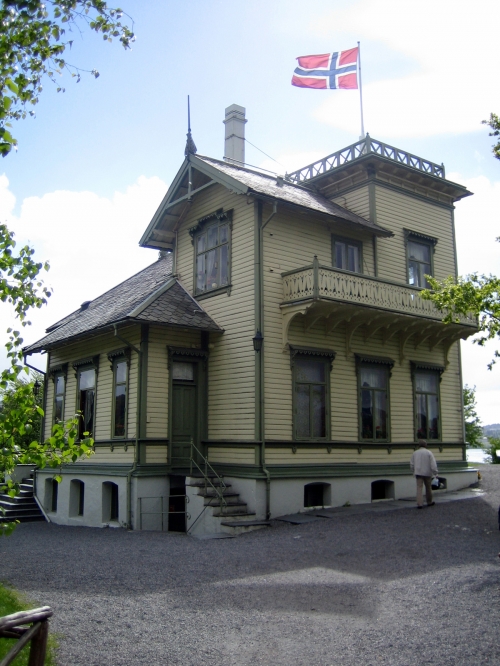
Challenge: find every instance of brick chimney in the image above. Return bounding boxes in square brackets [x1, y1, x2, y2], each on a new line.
[223, 104, 247, 164]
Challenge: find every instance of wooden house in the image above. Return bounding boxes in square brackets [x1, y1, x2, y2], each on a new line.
[25, 104, 477, 534]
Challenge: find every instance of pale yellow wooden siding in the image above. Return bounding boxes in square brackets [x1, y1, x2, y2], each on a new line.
[332, 184, 370, 221]
[207, 447, 256, 464]
[74, 446, 135, 464]
[374, 187, 456, 284]
[146, 326, 200, 439]
[145, 445, 168, 463]
[175, 185, 255, 439]
[43, 326, 141, 442]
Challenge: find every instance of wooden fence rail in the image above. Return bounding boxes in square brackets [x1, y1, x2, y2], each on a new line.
[0, 606, 52, 666]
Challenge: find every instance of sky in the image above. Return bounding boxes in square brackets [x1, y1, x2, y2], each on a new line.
[1, 0, 499, 424]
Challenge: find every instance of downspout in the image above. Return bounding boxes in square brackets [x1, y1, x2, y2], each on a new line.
[113, 324, 143, 529]
[257, 200, 277, 520]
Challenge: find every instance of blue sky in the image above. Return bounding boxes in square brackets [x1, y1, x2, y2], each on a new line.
[1, 0, 499, 422]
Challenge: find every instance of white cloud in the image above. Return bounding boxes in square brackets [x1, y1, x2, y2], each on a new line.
[258, 150, 327, 175]
[308, 0, 500, 138]
[1, 174, 167, 370]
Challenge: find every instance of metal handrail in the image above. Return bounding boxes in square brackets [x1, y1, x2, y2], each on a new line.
[189, 440, 227, 516]
[286, 135, 445, 184]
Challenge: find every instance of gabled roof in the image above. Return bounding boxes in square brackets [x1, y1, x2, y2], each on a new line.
[24, 255, 222, 354]
[140, 153, 392, 249]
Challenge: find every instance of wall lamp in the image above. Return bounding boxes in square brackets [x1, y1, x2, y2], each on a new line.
[252, 330, 264, 352]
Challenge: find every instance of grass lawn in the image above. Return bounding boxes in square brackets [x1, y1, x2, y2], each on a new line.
[0, 583, 56, 665]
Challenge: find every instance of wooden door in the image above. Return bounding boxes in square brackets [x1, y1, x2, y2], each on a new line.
[171, 362, 197, 467]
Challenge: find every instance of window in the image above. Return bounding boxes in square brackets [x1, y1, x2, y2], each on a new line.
[53, 373, 65, 423]
[405, 231, 437, 288]
[113, 359, 127, 437]
[357, 358, 392, 441]
[332, 236, 362, 273]
[77, 366, 96, 439]
[193, 211, 232, 295]
[291, 349, 335, 440]
[413, 368, 441, 440]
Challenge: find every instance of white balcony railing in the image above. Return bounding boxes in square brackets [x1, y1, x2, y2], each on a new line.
[281, 259, 476, 327]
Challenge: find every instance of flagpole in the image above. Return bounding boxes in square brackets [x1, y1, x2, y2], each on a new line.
[357, 41, 365, 138]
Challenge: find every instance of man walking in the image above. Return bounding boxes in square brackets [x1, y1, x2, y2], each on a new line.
[410, 439, 438, 509]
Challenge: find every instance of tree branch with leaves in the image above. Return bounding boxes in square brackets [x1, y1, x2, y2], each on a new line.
[0, 0, 135, 156]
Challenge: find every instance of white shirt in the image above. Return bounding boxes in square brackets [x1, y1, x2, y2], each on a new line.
[410, 447, 438, 477]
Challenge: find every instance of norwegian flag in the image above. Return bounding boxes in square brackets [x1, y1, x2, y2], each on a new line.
[292, 47, 358, 89]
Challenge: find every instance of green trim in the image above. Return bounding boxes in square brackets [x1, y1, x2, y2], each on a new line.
[331, 234, 364, 274]
[139, 324, 149, 442]
[254, 200, 262, 442]
[404, 230, 436, 288]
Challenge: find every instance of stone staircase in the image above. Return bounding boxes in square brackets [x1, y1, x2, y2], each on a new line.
[0, 476, 46, 523]
[186, 475, 270, 536]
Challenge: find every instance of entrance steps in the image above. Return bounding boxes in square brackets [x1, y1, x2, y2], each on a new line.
[0, 477, 46, 523]
[186, 475, 270, 536]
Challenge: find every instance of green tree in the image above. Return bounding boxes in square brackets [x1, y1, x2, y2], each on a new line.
[0, 1, 133, 533]
[488, 436, 500, 464]
[0, 370, 44, 445]
[421, 114, 500, 369]
[1, 0, 135, 156]
[482, 113, 500, 161]
[463, 384, 483, 448]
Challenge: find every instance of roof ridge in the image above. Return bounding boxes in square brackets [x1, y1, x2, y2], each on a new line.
[127, 276, 177, 318]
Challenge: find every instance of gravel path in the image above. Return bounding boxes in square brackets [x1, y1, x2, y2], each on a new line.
[1, 466, 500, 666]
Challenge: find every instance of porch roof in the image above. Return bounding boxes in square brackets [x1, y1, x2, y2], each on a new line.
[24, 255, 222, 354]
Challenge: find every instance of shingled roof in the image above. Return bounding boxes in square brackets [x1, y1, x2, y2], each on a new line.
[193, 155, 393, 236]
[24, 254, 222, 354]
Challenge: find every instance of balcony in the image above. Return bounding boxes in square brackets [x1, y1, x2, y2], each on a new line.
[280, 258, 477, 363]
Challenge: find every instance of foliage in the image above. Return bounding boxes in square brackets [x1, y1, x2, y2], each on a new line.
[0, 230, 94, 537]
[0, 0, 135, 156]
[482, 113, 500, 161]
[463, 384, 483, 448]
[422, 268, 500, 370]
[0, 583, 57, 664]
[421, 116, 500, 370]
[0, 370, 44, 446]
[488, 436, 500, 464]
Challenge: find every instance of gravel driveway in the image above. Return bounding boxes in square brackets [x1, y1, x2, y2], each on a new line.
[1, 465, 500, 666]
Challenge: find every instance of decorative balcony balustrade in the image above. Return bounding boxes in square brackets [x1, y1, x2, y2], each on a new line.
[286, 135, 445, 184]
[281, 260, 476, 327]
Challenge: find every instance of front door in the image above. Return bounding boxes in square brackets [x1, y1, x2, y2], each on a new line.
[171, 361, 198, 467]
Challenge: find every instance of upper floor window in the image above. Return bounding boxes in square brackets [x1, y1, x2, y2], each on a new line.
[113, 359, 128, 437]
[332, 236, 362, 273]
[291, 347, 336, 441]
[405, 231, 437, 289]
[356, 356, 393, 442]
[53, 374, 65, 423]
[412, 364, 442, 441]
[73, 356, 99, 439]
[191, 209, 232, 296]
